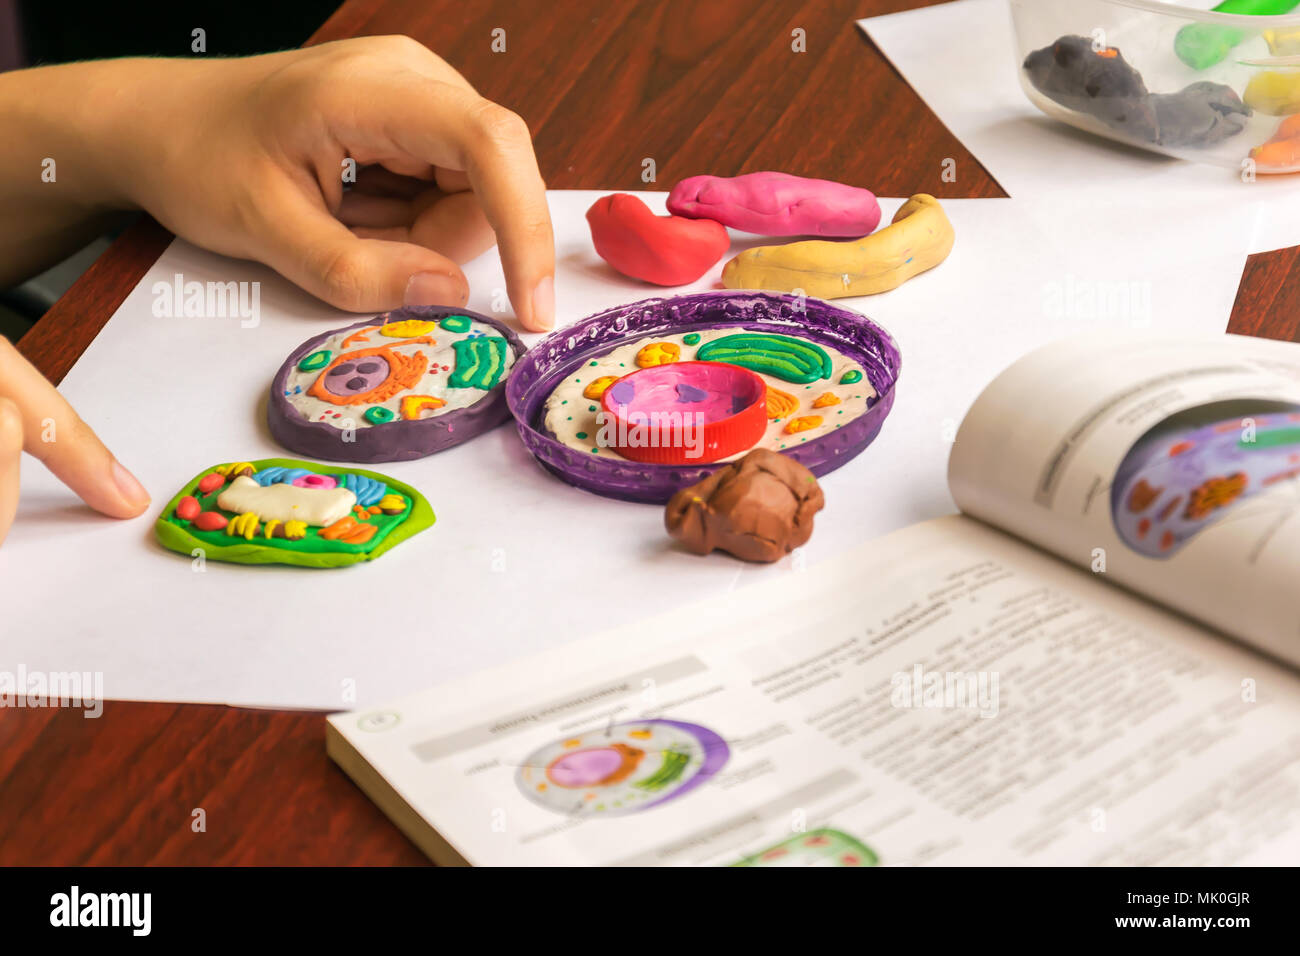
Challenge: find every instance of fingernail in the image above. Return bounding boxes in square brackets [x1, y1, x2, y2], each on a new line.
[532, 276, 555, 331]
[404, 271, 462, 307]
[111, 459, 150, 506]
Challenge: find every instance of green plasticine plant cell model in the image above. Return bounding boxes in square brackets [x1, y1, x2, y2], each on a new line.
[154, 458, 434, 568]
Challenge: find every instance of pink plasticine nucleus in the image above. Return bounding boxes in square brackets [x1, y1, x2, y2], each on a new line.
[667, 171, 881, 237]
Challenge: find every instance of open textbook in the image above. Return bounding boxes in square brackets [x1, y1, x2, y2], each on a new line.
[328, 333, 1300, 866]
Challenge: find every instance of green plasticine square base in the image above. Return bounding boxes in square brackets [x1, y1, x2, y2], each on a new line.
[153, 457, 435, 569]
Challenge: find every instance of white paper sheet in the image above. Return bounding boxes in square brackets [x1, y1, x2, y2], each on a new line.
[1, 190, 1252, 708]
[858, 0, 1300, 253]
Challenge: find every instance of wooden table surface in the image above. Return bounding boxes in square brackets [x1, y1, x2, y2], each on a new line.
[5, 0, 1299, 866]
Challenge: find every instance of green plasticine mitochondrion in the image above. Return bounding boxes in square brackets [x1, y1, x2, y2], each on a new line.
[153, 457, 435, 568]
[695, 333, 833, 384]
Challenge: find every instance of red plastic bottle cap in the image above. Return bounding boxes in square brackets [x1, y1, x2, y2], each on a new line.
[599, 361, 767, 464]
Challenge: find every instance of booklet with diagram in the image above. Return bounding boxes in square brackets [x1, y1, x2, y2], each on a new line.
[328, 332, 1300, 866]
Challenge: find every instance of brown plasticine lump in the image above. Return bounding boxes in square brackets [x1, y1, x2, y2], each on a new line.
[664, 449, 824, 563]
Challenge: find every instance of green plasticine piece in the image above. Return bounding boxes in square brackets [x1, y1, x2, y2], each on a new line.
[154, 457, 434, 569]
[840, 369, 863, 385]
[439, 314, 472, 333]
[364, 406, 395, 424]
[448, 336, 508, 389]
[1175, 0, 1299, 70]
[298, 349, 331, 371]
[695, 332, 832, 384]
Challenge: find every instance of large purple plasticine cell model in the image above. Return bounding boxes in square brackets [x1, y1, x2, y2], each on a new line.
[269, 306, 527, 464]
[505, 291, 901, 503]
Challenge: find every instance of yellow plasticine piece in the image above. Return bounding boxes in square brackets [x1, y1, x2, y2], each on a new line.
[1244, 71, 1300, 116]
[284, 520, 307, 540]
[380, 319, 437, 337]
[635, 341, 680, 368]
[765, 387, 799, 420]
[582, 375, 620, 400]
[226, 512, 260, 540]
[264, 519, 280, 539]
[400, 394, 447, 420]
[722, 194, 955, 299]
[1265, 27, 1300, 56]
[812, 392, 841, 408]
[216, 461, 256, 477]
[784, 415, 823, 435]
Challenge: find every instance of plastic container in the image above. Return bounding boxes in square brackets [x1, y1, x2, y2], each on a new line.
[1010, 0, 1300, 172]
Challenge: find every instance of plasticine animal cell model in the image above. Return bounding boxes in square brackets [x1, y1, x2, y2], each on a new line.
[269, 306, 525, 463]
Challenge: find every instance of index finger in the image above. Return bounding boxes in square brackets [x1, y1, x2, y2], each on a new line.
[0, 339, 150, 519]
[384, 82, 556, 331]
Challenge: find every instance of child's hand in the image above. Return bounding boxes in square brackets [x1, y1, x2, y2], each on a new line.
[0, 339, 151, 545]
[0, 37, 556, 542]
[7, 36, 556, 331]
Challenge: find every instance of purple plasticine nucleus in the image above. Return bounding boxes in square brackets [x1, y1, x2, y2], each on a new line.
[504, 291, 901, 504]
[666, 171, 882, 237]
[268, 306, 526, 464]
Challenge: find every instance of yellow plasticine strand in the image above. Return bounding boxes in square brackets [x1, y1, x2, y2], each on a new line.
[285, 521, 307, 540]
[784, 415, 823, 434]
[765, 387, 800, 420]
[264, 519, 280, 539]
[582, 376, 620, 400]
[722, 194, 955, 299]
[216, 461, 256, 477]
[380, 319, 437, 337]
[812, 392, 841, 408]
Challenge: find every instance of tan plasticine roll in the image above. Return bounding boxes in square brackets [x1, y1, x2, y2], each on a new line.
[721, 194, 954, 298]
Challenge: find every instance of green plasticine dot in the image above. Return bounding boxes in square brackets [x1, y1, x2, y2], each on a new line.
[588, 405, 597, 412]
[364, 406, 396, 424]
[683, 332, 701, 346]
[439, 314, 471, 333]
[589, 360, 598, 366]
[576, 432, 588, 440]
[298, 349, 331, 371]
[840, 370, 863, 385]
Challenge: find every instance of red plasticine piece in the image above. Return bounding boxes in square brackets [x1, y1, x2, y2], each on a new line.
[193, 511, 228, 531]
[586, 193, 730, 286]
[197, 472, 225, 494]
[175, 496, 201, 521]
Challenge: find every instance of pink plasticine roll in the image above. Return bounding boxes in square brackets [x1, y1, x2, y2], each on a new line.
[667, 171, 881, 237]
